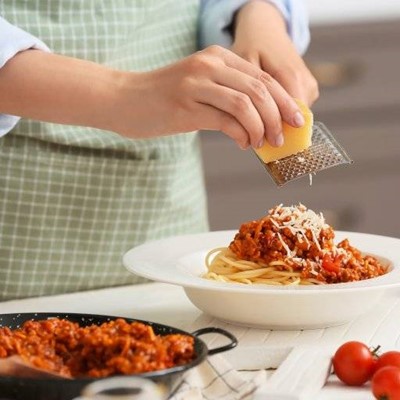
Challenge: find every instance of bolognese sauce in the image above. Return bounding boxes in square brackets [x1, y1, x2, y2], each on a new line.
[204, 204, 387, 285]
[0, 318, 195, 378]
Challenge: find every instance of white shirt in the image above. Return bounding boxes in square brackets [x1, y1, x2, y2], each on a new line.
[0, 0, 309, 136]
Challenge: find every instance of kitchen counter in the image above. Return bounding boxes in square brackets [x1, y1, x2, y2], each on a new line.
[2, 282, 400, 399]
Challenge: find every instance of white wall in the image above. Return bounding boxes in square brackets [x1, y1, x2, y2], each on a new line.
[305, 0, 400, 25]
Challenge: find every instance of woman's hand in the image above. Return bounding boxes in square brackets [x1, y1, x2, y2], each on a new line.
[231, 0, 319, 106]
[117, 45, 305, 149]
[0, 44, 305, 149]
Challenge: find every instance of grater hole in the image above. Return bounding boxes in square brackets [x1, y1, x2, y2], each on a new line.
[261, 122, 353, 186]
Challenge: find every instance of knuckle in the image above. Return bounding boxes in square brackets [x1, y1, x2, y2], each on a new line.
[310, 78, 320, 100]
[281, 96, 295, 112]
[310, 75, 319, 90]
[251, 130, 265, 146]
[220, 119, 247, 147]
[205, 45, 225, 57]
[301, 75, 320, 105]
[218, 114, 232, 134]
[219, 115, 238, 137]
[267, 118, 282, 137]
[187, 54, 215, 74]
[249, 79, 267, 102]
[249, 120, 265, 144]
[260, 72, 275, 86]
[232, 93, 251, 112]
[274, 66, 299, 84]
[180, 75, 195, 91]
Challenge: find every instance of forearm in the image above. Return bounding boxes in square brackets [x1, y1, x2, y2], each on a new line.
[234, 1, 292, 55]
[199, 0, 310, 54]
[237, 1, 287, 32]
[0, 50, 126, 133]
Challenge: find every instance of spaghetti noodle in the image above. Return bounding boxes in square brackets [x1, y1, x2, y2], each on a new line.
[204, 204, 387, 285]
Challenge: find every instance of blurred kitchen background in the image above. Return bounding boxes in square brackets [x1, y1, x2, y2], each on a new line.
[200, 0, 400, 237]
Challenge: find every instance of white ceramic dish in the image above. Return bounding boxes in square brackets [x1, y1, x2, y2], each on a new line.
[123, 231, 400, 330]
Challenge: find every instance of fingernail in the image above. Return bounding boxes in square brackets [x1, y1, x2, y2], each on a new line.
[294, 111, 305, 127]
[257, 138, 264, 148]
[275, 134, 284, 147]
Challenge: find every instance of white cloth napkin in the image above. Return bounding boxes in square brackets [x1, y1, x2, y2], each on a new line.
[169, 355, 267, 400]
[170, 345, 333, 400]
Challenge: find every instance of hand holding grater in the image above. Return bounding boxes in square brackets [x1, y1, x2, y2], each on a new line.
[256, 121, 353, 186]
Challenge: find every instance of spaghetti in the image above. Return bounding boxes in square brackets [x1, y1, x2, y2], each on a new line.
[204, 204, 387, 286]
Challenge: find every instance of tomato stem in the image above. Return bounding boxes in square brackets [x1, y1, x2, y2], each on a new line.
[371, 345, 381, 358]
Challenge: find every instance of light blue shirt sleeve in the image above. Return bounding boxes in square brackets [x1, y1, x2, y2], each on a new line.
[0, 16, 50, 137]
[199, 0, 310, 55]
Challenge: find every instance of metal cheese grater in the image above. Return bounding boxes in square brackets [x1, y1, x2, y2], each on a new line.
[256, 121, 353, 186]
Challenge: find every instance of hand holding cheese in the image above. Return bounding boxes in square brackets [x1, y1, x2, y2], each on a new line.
[0, 46, 304, 151]
[255, 100, 313, 163]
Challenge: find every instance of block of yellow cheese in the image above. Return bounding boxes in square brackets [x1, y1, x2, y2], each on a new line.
[255, 100, 313, 163]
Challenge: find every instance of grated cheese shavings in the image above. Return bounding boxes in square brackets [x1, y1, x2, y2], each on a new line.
[268, 204, 329, 253]
[277, 232, 293, 257]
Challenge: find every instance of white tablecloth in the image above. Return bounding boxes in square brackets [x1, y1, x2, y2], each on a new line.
[2, 283, 400, 399]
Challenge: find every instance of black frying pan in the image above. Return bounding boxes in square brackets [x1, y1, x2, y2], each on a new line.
[0, 313, 237, 400]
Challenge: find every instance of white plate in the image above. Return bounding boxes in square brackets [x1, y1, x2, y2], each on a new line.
[123, 231, 400, 330]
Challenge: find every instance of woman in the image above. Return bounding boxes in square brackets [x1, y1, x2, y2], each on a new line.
[0, 0, 318, 300]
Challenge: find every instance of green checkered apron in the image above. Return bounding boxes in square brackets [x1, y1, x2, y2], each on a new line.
[0, 0, 208, 301]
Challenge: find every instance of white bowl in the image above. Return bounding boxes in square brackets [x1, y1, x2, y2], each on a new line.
[123, 231, 400, 330]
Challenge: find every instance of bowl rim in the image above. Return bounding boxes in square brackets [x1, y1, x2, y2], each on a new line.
[123, 230, 400, 295]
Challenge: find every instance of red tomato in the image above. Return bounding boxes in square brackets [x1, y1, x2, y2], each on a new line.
[322, 254, 340, 273]
[372, 366, 400, 400]
[376, 352, 400, 372]
[333, 341, 376, 386]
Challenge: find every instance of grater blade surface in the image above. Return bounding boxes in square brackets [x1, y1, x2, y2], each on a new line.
[257, 122, 353, 186]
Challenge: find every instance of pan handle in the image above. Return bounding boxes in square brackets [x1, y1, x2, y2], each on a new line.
[191, 327, 238, 355]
